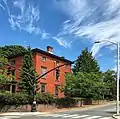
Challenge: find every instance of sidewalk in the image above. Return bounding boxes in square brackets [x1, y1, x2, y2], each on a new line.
[0, 101, 116, 116]
[0, 112, 50, 116]
[43, 101, 116, 113]
[112, 114, 120, 119]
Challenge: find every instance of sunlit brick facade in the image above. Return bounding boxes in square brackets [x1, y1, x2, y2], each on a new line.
[8, 46, 72, 97]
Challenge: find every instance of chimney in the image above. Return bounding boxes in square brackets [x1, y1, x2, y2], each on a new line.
[47, 46, 53, 54]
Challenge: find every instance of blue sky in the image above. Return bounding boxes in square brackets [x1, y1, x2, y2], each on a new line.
[0, 0, 119, 71]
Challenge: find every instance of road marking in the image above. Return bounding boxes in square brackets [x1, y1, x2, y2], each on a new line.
[52, 114, 69, 117]
[105, 108, 116, 112]
[99, 117, 112, 119]
[62, 114, 79, 118]
[83, 116, 101, 119]
[0, 116, 21, 119]
[42, 113, 69, 117]
[0, 117, 8, 119]
[72, 115, 89, 118]
[35, 113, 112, 119]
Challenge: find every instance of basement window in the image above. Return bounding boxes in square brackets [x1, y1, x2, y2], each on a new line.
[55, 85, 59, 96]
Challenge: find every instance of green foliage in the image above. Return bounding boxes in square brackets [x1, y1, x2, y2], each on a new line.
[65, 72, 103, 99]
[64, 48, 106, 100]
[65, 70, 116, 100]
[0, 45, 27, 58]
[102, 70, 116, 100]
[0, 92, 55, 105]
[0, 92, 29, 105]
[19, 46, 37, 95]
[0, 56, 8, 86]
[36, 93, 55, 104]
[73, 48, 100, 74]
[56, 97, 81, 107]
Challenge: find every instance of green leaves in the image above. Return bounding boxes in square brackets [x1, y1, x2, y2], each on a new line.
[0, 45, 27, 58]
[19, 46, 37, 95]
[0, 56, 8, 86]
[73, 48, 100, 74]
[102, 70, 116, 99]
[65, 72, 104, 99]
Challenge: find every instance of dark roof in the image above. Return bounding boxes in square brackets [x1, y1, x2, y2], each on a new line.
[8, 48, 73, 64]
[32, 48, 72, 64]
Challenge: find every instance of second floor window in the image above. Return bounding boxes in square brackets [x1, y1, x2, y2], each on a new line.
[42, 56, 46, 62]
[10, 60, 15, 65]
[66, 64, 69, 68]
[56, 61, 59, 66]
[41, 67, 47, 78]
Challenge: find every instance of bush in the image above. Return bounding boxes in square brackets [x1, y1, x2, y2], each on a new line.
[36, 93, 55, 104]
[0, 92, 84, 107]
[55, 97, 82, 108]
[0, 92, 29, 105]
[0, 92, 55, 105]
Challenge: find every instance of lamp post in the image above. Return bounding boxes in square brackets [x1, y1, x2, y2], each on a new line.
[95, 40, 119, 115]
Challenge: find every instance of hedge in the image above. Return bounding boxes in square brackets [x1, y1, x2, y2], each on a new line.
[0, 92, 29, 105]
[0, 92, 84, 106]
[0, 92, 56, 105]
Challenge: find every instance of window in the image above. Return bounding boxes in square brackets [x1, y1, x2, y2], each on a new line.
[11, 70, 15, 76]
[40, 83, 46, 93]
[56, 61, 59, 66]
[10, 60, 15, 65]
[42, 56, 46, 62]
[55, 85, 59, 96]
[11, 70, 15, 80]
[41, 67, 47, 78]
[12, 85, 16, 93]
[56, 68, 60, 80]
[66, 64, 69, 68]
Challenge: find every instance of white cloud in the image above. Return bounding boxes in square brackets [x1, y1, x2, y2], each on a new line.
[0, 0, 43, 35]
[0, 3, 5, 10]
[13, 0, 25, 13]
[55, 0, 120, 55]
[91, 43, 105, 57]
[41, 31, 51, 39]
[53, 37, 72, 48]
[9, 1, 41, 35]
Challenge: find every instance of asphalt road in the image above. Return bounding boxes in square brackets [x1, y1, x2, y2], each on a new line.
[0, 104, 117, 119]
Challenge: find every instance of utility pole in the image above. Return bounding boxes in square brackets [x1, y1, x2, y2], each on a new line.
[95, 40, 120, 116]
[117, 42, 119, 115]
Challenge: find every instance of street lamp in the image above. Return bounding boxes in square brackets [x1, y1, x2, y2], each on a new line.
[95, 40, 120, 116]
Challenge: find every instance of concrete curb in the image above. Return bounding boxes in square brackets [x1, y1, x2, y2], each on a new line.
[0, 112, 50, 116]
[0, 101, 116, 116]
[112, 114, 120, 119]
[47, 102, 116, 113]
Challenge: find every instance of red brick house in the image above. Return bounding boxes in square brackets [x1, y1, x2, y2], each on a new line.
[8, 46, 72, 98]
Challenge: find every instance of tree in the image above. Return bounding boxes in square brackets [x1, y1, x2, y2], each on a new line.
[0, 56, 8, 91]
[19, 46, 37, 95]
[0, 45, 27, 58]
[102, 70, 116, 100]
[64, 72, 103, 100]
[73, 48, 100, 74]
[64, 48, 103, 100]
